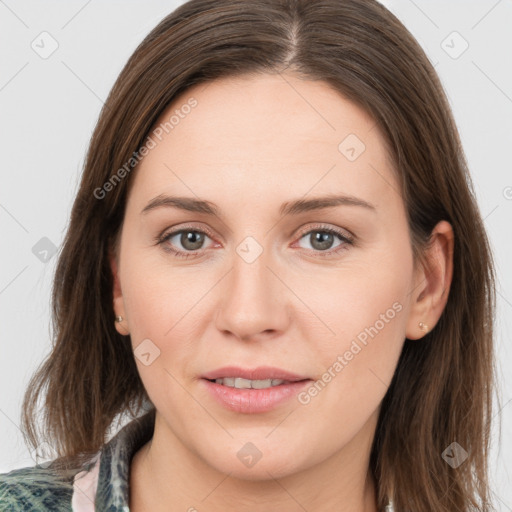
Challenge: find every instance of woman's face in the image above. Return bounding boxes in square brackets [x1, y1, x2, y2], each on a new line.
[113, 72, 424, 480]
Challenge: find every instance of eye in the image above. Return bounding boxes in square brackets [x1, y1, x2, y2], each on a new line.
[294, 224, 354, 257]
[155, 223, 354, 259]
[156, 225, 215, 259]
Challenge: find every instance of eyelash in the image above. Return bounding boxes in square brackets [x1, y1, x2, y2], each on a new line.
[155, 223, 354, 259]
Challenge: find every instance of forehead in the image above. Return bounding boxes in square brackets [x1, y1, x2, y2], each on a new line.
[129, 73, 398, 210]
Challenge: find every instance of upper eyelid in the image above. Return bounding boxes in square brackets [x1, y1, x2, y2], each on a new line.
[296, 224, 353, 239]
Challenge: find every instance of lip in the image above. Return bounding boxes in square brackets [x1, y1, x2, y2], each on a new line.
[201, 366, 309, 382]
[200, 366, 312, 414]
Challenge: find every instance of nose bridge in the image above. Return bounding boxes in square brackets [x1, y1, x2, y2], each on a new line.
[229, 234, 277, 308]
[215, 233, 289, 339]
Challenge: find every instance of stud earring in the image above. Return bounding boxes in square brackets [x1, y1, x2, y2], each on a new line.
[115, 315, 123, 323]
[418, 321, 429, 333]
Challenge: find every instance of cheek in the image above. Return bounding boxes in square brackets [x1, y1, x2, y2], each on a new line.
[118, 247, 201, 392]
[120, 259, 201, 420]
[121, 246, 202, 340]
[298, 248, 412, 416]
[312, 294, 405, 408]
[305, 250, 410, 346]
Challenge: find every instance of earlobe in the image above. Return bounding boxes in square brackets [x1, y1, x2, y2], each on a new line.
[405, 220, 454, 340]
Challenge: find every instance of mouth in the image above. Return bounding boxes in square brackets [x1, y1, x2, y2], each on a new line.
[204, 377, 307, 389]
[200, 366, 312, 413]
[201, 365, 310, 385]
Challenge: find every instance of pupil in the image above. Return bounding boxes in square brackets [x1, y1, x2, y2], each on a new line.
[311, 231, 333, 251]
[182, 231, 204, 250]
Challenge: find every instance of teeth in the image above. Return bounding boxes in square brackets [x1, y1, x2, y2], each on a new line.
[214, 377, 288, 389]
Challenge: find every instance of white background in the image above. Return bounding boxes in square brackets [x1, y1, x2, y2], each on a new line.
[1, 0, 511, 509]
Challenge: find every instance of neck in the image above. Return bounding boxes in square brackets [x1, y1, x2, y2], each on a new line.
[130, 411, 379, 512]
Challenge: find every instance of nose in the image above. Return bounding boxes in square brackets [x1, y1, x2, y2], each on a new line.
[214, 243, 291, 342]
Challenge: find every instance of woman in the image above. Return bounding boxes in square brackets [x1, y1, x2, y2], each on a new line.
[0, 0, 497, 510]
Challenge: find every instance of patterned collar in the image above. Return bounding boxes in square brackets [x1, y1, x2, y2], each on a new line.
[73, 409, 155, 511]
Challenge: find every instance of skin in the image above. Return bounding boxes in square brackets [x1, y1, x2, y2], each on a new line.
[111, 72, 454, 512]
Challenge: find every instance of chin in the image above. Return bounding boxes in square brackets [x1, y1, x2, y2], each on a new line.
[200, 439, 307, 481]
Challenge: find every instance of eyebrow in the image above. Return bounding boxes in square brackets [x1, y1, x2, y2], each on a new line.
[140, 193, 377, 217]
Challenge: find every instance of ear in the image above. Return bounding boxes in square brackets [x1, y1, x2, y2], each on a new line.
[110, 248, 130, 336]
[405, 220, 454, 340]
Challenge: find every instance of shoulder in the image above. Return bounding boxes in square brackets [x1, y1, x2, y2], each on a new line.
[0, 464, 74, 512]
[0, 410, 155, 511]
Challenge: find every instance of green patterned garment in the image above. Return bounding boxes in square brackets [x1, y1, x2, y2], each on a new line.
[0, 411, 155, 511]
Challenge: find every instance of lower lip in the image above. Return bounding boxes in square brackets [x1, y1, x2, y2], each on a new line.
[200, 378, 312, 414]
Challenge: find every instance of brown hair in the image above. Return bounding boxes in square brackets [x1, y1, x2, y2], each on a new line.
[21, 0, 497, 510]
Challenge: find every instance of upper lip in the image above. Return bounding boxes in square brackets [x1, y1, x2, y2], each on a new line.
[201, 366, 310, 382]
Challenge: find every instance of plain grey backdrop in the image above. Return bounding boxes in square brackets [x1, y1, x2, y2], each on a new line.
[1, 0, 511, 508]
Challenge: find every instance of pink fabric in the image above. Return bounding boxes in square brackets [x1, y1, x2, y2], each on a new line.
[71, 452, 101, 511]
